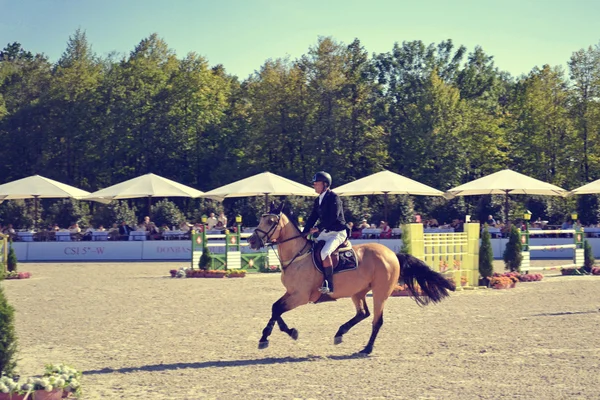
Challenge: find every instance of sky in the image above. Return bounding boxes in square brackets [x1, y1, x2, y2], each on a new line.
[1, 0, 599, 80]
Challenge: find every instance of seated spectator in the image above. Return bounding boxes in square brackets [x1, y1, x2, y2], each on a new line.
[358, 219, 369, 229]
[215, 221, 225, 231]
[429, 218, 439, 228]
[97, 225, 106, 232]
[118, 221, 133, 237]
[207, 212, 218, 230]
[486, 215, 496, 227]
[561, 220, 572, 230]
[380, 222, 392, 239]
[69, 223, 81, 234]
[217, 212, 228, 227]
[160, 224, 170, 232]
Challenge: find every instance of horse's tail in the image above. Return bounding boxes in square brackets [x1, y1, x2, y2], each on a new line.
[397, 253, 456, 306]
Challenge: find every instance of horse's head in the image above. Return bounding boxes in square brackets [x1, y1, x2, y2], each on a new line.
[247, 212, 284, 250]
[247, 202, 299, 250]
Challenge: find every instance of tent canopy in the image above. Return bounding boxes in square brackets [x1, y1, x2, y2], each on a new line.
[0, 175, 92, 201]
[334, 170, 444, 196]
[203, 172, 317, 198]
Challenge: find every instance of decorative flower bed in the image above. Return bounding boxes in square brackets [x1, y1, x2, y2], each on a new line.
[259, 265, 281, 273]
[591, 266, 600, 275]
[391, 283, 423, 297]
[168, 267, 245, 278]
[0, 363, 81, 399]
[560, 267, 587, 276]
[3, 271, 32, 280]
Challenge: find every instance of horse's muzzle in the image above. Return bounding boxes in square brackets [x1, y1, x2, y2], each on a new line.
[247, 233, 261, 250]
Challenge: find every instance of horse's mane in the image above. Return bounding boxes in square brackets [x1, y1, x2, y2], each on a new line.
[280, 204, 301, 233]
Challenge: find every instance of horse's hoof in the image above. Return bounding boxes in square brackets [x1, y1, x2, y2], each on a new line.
[258, 341, 269, 350]
[358, 346, 372, 355]
[334, 336, 343, 345]
[290, 328, 299, 341]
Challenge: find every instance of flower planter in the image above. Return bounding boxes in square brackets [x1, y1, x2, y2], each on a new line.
[31, 390, 63, 400]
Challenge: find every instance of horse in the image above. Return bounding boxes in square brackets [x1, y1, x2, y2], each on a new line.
[247, 204, 456, 355]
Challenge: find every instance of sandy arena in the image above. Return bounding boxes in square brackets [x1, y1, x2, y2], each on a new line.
[3, 260, 600, 399]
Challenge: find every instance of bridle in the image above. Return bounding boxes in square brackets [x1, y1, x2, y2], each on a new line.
[251, 212, 311, 270]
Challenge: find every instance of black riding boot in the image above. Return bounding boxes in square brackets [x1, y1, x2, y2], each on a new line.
[321, 266, 334, 294]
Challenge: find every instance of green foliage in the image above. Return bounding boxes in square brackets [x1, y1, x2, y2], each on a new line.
[90, 201, 137, 228]
[0, 284, 18, 376]
[583, 240, 595, 272]
[7, 240, 17, 273]
[198, 245, 212, 270]
[503, 225, 523, 272]
[400, 225, 411, 254]
[0, 200, 34, 230]
[479, 224, 494, 278]
[44, 199, 90, 229]
[150, 200, 185, 228]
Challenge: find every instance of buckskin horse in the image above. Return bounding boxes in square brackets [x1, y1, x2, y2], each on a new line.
[247, 204, 455, 355]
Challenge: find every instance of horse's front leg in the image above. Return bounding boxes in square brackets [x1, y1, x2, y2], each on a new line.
[258, 293, 307, 349]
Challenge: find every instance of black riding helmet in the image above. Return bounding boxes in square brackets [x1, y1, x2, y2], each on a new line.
[312, 171, 332, 187]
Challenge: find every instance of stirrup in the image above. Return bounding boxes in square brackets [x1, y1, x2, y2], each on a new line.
[319, 282, 331, 294]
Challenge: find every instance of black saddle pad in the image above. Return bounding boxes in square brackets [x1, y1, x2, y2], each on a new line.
[312, 241, 358, 274]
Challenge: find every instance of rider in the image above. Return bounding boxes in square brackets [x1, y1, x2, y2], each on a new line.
[303, 171, 347, 294]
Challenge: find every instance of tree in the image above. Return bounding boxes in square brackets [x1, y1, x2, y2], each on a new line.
[503, 225, 523, 272]
[583, 239, 595, 272]
[7, 239, 17, 273]
[150, 200, 185, 228]
[0, 284, 18, 376]
[479, 224, 494, 280]
[198, 245, 212, 270]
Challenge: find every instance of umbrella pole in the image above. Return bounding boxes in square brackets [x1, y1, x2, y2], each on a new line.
[34, 196, 39, 230]
[148, 196, 152, 218]
[384, 192, 389, 222]
[265, 194, 269, 213]
[504, 191, 509, 225]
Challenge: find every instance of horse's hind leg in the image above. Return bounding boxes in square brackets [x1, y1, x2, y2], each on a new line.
[359, 291, 387, 355]
[334, 290, 370, 345]
[259, 293, 307, 349]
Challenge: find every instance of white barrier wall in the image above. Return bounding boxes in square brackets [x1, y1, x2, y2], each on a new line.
[10, 238, 600, 262]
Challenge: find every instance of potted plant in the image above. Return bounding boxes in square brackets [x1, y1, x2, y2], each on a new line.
[44, 363, 81, 398]
[0, 375, 20, 400]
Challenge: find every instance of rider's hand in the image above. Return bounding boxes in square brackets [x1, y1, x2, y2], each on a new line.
[309, 227, 319, 234]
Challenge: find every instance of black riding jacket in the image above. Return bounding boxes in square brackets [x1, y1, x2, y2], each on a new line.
[303, 190, 347, 233]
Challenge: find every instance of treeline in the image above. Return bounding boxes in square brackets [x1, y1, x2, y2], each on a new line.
[1, 31, 600, 226]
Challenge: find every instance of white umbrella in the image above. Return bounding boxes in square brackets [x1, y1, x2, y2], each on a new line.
[570, 179, 600, 195]
[445, 169, 568, 222]
[0, 175, 97, 227]
[83, 173, 207, 214]
[334, 170, 444, 220]
[203, 172, 316, 211]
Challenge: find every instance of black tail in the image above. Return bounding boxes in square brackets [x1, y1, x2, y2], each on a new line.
[397, 253, 456, 306]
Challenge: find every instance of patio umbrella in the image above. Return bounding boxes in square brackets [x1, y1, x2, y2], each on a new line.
[0, 175, 97, 228]
[445, 169, 568, 223]
[203, 172, 317, 212]
[569, 178, 600, 195]
[333, 170, 444, 220]
[83, 173, 207, 215]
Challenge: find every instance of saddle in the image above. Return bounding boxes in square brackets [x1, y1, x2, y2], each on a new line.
[312, 239, 358, 274]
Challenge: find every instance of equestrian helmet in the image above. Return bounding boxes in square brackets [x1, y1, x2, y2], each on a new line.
[312, 171, 332, 187]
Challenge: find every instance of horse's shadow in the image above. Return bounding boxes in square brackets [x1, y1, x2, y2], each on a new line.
[83, 354, 368, 375]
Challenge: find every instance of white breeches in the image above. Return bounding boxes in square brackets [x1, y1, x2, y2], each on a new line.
[319, 230, 348, 259]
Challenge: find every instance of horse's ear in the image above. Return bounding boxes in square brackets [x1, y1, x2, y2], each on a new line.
[276, 202, 284, 214]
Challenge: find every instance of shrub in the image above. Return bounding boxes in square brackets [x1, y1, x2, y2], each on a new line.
[0, 284, 18, 376]
[0, 200, 34, 230]
[503, 225, 522, 272]
[479, 224, 494, 279]
[90, 201, 137, 228]
[7, 240, 17, 273]
[400, 224, 411, 254]
[150, 200, 186, 228]
[198, 246, 212, 270]
[44, 199, 90, 229]
[584, 239, 595, 272]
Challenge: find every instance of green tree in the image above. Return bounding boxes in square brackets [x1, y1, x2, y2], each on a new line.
[0, 284, 18, 376]
[7, 240, 17, 273]
[44, 199, 90, 229]
[583, 240, 595, 272]
[198, 245, 212, 270]
[479, 224, 494, 279]
[150, 200, 185, 228]
[503, 225, 523, 272]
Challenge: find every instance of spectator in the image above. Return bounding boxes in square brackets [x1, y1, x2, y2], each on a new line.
[380, 221, 392, 239]
[207, 212, 218, 230]
[118, 221, 133, 237]
[486, 215, 496, 227]
[217, 212, 228, 227]
[69, 223, 81, 234]
[358, 219, 369, 229]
